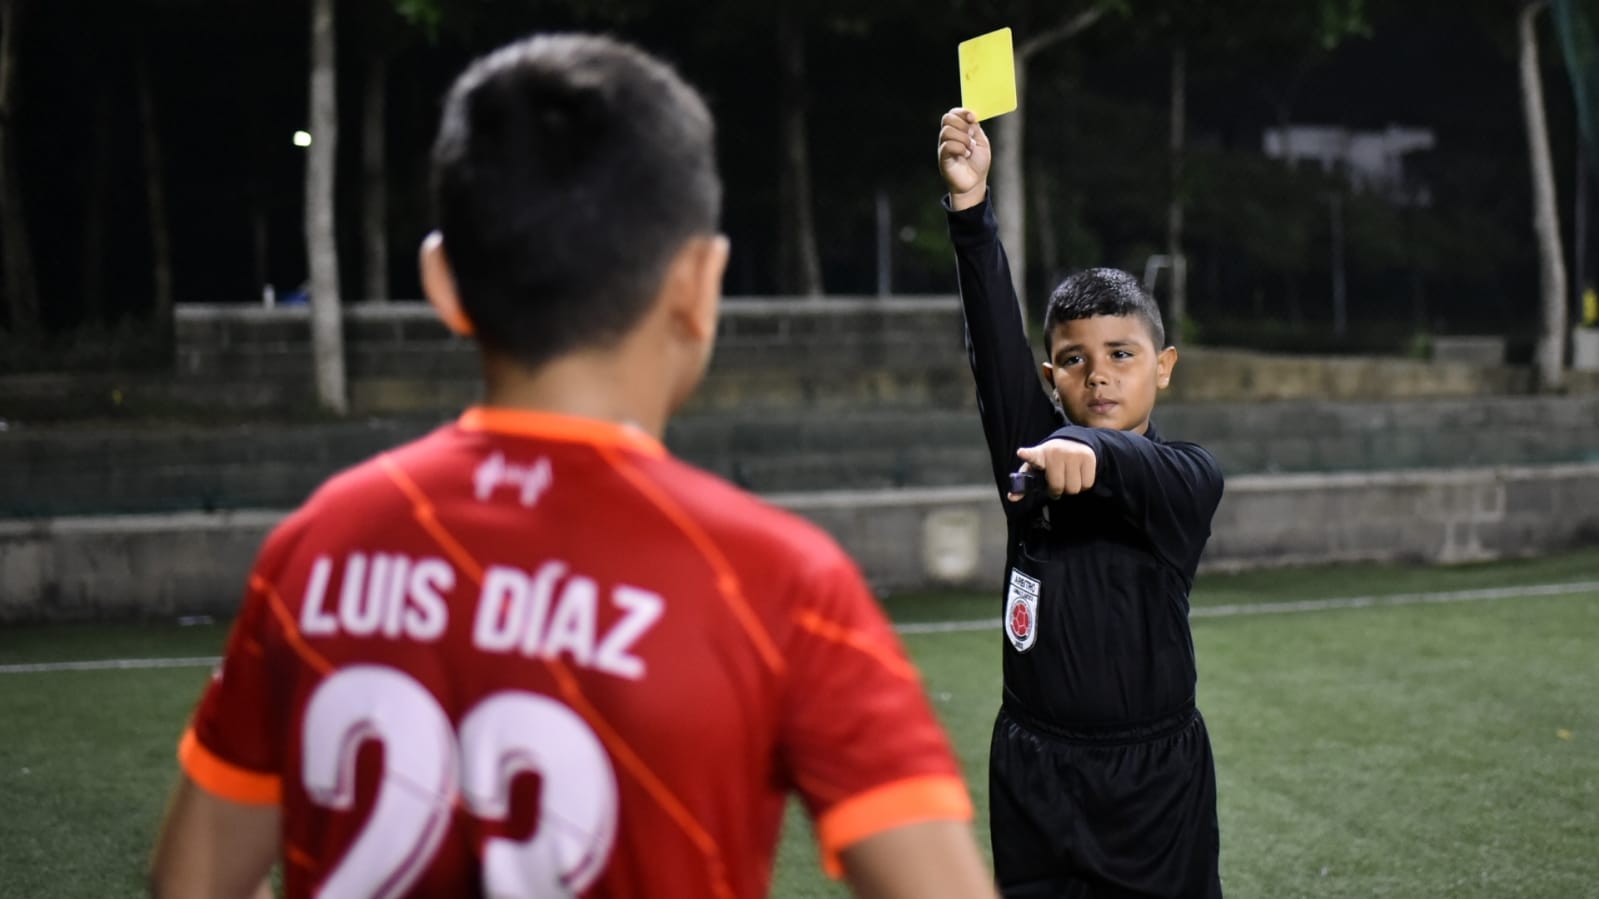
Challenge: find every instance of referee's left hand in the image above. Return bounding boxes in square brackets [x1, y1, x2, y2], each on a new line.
[1010, 439, 1097, 501]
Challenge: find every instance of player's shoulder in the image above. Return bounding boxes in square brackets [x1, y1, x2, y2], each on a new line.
[306, 426, 447, 508]
[1163, 438, 1222, 474]
[1145, 423, 1223, 481]
[1157, 440, 1224, 506]
[640, 453, 854, 573]
[259, 426, 455, 564]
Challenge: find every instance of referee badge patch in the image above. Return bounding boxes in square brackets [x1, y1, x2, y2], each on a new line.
[1004, 568, 1040, 652]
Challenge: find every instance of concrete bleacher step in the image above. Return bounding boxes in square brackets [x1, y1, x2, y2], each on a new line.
[9, 462, 1599, 620]
[0, 411, 993, 518]
[165, 298, 981, 417]
[713, 448, 992, 492]
[664, 409, 983, 455]
[0, 419, 440, 517]
[3, 397, 1597, 519]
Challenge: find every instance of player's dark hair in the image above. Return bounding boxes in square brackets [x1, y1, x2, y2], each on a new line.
[1043, 267, 1167, 353]
[431, 34, 721, 368]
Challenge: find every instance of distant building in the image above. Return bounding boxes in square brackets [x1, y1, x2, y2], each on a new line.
[1263, 124, 1435, 206]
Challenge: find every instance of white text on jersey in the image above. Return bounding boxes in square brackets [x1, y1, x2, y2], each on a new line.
[473, 562, 663, 680]
[300, 553, 452, 642]
[296, 553, 663, 680]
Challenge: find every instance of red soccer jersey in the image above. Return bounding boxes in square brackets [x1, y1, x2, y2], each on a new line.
[180, 406, 971, 899]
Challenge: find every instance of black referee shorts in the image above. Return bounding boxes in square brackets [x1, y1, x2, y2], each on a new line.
[988, 703, 1222, 899]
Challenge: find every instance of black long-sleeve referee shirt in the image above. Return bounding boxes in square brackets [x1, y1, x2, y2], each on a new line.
[947, 196, 1225, 729]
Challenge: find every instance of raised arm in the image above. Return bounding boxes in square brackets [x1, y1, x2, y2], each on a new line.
[939, 108, 1061, 501]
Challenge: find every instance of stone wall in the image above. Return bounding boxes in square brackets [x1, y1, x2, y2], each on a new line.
[5, 396, 1597, 518]
[169, 298, 978, 416]
[1, 300, 1582, 422]
[4, 300, 1595, 620]
[0, 511, 273, 621]
[5, 463, 1596, 621]
[1157, 395, 1599, 474]
[1206, 463, 1599, 568]
[1162, 347, 1533, 402]
[162, 300, 1558, 415]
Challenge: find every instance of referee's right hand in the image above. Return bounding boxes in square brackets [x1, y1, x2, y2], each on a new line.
[1011, 438, 1098, 501]
[938, 108, 990, 211]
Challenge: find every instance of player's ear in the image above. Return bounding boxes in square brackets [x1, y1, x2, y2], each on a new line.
[662, 234, 729, 344]
[1156, 345, 1178, 389]
[1040, 361, 1054, 386]
[420, 231, 475, 336]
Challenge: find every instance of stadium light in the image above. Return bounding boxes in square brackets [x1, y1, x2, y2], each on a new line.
[293, 130, 313, 148]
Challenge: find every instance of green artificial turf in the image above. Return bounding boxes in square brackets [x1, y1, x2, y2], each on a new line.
[1, 550, 1595, 897]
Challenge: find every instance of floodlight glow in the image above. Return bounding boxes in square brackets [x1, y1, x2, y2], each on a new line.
[293, 130, 313, 148]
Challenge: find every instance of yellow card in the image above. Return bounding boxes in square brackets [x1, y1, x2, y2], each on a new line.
[959, 27, 1017, 121]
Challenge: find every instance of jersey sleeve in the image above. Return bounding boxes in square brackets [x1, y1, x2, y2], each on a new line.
[777, 552, 973, 876]
[180, 577, 284, 805]
[947, 194, 1064, 503]
[178, 519, 308, 806]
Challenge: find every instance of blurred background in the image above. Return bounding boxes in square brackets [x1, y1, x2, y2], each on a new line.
[1, 0, 1597, 598]
[3, 6, 1599, 897]
[2, 0, 1599, 361]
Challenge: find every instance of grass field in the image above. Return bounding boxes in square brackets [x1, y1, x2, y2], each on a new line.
[3, 550, 1597, 898]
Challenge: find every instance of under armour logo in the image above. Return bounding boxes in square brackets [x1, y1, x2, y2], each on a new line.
[474, 452, 554, 507]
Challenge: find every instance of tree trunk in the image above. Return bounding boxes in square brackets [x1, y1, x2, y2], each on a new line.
[1573, 127, 1587, 323]
[362, 48, 388, 303]
[1403, 206, 1427, 331]
[1034, 170, 1061, 284]
[1329, 192, 1347, 338]
[776, 5, 822, 297]
[1519, 0, 1568, 391]
[252, 202, 269, 303]
[307, 0, 347, 412]
[1166, 43, 1187, 345]
[994, 6, 1111, 326]
[874, 189, 891, 297]
[992, 67, 1027, 322]
[0, 0, 38, 333]
[136, 42, 174, 332]
[82, 83, 111, 323]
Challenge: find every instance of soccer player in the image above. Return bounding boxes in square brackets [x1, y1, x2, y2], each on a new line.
[146, 36, 998, 899]
[936, 106, 1227, 898]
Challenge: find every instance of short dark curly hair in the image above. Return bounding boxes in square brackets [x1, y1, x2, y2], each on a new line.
[431, 34, 722, 368]
[1042, 267, 1166, 355]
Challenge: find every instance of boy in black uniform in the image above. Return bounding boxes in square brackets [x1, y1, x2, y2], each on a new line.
[937, 107, 1225, 898]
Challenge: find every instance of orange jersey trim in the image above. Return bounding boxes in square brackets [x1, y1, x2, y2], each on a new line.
[543, 662, 739, 899]
[256, 575, 335, 677]
[285, 844, 318, 873]
[794, 610, 919, 683]
[380, 454, 487, 584]
[815, 775, 974, 878]
[458, 406, 665, 458]
[178, 727, 282, 806]
[596, 443, 786, 676]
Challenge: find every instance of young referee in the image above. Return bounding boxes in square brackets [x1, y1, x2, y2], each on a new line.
[937, 107, 1226, 898]
[144, 38, 998, 899]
